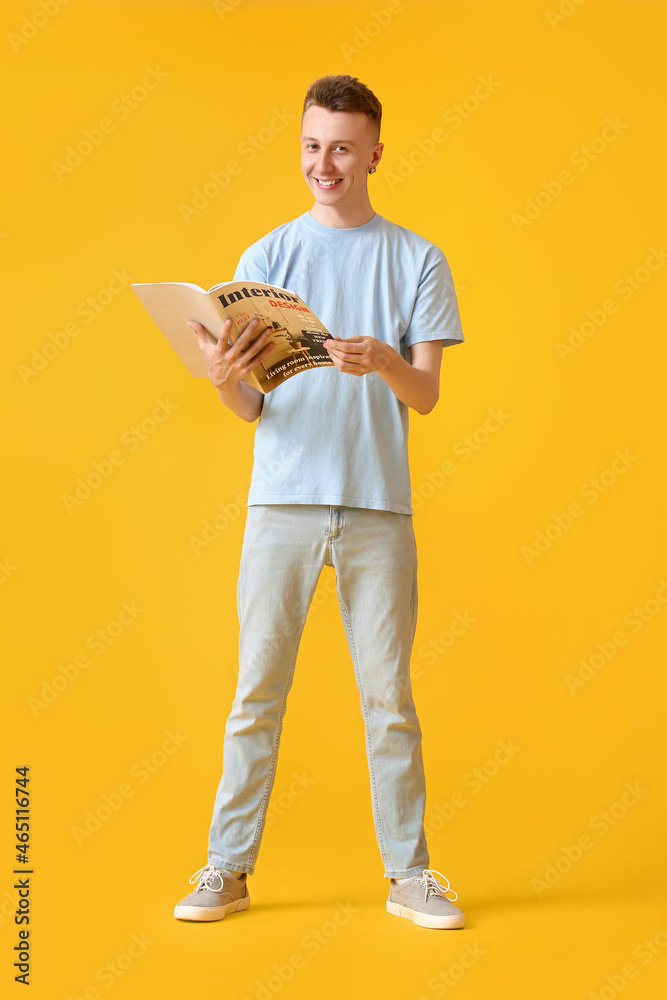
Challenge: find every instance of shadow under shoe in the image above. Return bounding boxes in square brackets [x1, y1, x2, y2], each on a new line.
[174, 865, 250, 922]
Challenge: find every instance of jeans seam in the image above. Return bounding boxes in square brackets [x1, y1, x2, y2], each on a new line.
[247, 630, 303, 864]
[325, 506, 333, 566]
[336, 585, 390, 873]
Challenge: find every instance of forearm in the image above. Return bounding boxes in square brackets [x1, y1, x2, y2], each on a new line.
[377, 347, 439, 415]
[216, 380, 264, 422]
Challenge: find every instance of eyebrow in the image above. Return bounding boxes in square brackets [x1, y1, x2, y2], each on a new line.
[301, 137, 355, 146]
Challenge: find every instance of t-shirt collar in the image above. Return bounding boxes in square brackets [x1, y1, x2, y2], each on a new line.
[301, 210, 382, 237]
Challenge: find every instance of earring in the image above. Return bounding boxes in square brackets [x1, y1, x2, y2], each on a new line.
[368, 166, 377, 174]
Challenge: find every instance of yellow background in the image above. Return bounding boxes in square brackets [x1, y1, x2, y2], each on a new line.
[2, 0, 666, 997]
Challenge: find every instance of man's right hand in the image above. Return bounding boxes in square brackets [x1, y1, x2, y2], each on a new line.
[187, 316, 275, 391]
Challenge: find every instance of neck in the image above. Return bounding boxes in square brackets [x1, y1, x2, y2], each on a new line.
[308, 198, 376, 229]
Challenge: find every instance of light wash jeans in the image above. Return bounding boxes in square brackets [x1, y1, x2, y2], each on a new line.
[207, 504, 430, 879]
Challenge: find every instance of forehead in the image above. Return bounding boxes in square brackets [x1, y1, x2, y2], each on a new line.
[301, 105, 374, 142]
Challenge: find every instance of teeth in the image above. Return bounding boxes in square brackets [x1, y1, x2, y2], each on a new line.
[317, 179, 341, 186]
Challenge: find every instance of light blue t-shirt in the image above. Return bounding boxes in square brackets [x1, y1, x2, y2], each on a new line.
[233, 210, 464, 515]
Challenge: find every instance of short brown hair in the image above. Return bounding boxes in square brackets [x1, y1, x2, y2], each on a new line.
[302, 75, 382, 140]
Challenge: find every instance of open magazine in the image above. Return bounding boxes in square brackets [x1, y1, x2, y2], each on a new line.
[132, 279, 334, 393]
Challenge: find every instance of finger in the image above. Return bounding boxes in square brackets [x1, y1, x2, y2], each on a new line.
[242, 340, 275, 371]
[215, 317, 233, 352]
[325, 349, 347, 364]
[231, 317, 263, 354]
[331, 352, 367, 370]
[239, 331, 274, 366]
[187, 321, 214, 350]
[329, 353, 356, 370]
[331, 340, 366, 354]
[327, 343, 366, 359]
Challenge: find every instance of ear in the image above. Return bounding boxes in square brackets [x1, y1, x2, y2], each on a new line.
[370, 142, 384, 171]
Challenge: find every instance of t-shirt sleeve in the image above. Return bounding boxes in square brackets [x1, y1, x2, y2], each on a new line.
[402, 246, 464, 349]
[232, 242, 268, 284]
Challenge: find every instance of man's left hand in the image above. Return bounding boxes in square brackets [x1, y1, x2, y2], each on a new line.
[324, 335, 393, 375]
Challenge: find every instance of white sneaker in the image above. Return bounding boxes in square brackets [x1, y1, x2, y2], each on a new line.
[386, 869, 465, 929]
[174, 865, 250, 922]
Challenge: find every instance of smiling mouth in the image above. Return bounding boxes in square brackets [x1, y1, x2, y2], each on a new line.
[314, 178, 343, 188]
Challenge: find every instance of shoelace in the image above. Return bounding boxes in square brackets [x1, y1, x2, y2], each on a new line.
[188, 865, 228, 894]
[413, 868, 459, 902]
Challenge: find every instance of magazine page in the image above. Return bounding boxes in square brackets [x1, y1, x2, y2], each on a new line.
[132, 283, 222, 378]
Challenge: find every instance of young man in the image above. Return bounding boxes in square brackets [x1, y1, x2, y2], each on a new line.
[176, 75, 465, 930]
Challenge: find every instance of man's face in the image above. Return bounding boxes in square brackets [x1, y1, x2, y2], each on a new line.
[300, 105, 382, 211]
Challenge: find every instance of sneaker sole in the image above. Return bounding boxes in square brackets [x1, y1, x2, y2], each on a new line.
[386, 899, 465, 929]
[174, 895, 250, 922]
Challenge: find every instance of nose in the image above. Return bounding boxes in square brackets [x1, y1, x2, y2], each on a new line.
[315, 149, 334, 175]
